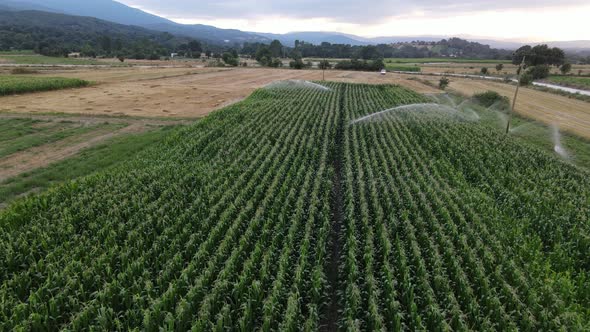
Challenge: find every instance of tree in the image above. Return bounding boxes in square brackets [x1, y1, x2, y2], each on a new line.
[269, 40, 283, 58]
[318, 60, 332, 70]
[481, 67, 488, 75]
[519, 73, 533, 86]
[512, 44, 565, 66]
[439, 77, 450, 90]
[560, 63, 572, 75]
[289, 59, 305, 69]
[98, 35, 112, 54]
[80, 44, 96, 58]
[205, 50, 212, 58]
[359, 45, 381, 60]
[526, 65, 550, 79]
[495, 63, 504, 73]
[255, 45, 273, 66]
[187, 40, 202, 58]
[270, 58, 283, 68]
[222, 52, 239, 66]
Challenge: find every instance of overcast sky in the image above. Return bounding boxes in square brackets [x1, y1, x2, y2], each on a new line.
[119, 0, 589, 41]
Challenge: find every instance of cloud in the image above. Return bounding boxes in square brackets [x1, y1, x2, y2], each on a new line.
[120, 0, 588, 24]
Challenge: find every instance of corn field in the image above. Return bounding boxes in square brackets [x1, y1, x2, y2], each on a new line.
[0, 82, 588, 330]
[0, 76, 89, 95]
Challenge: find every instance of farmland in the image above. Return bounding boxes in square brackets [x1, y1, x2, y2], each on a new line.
[0, 82, 588, 330]
[385, 58, 510, 64]
[547, 75, 590, 89]
[0, 113, 188, 209]
[385, 64, 421, 72]
[0, 54, 101, 65]
[0, 76, 89, 96]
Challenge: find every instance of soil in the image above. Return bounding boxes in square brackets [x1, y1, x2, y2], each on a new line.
[0, 67, 438, 119]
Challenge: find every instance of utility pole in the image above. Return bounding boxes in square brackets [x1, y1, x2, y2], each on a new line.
[506, 55, 526, 134]
[322, 57, 326, 81]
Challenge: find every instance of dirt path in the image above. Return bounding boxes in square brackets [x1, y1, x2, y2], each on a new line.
[0, 123, 149, 181]
[322, 85, 346, 331]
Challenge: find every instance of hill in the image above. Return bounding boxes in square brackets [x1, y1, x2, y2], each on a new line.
[258, 31, 372, 46]
[0, 0, 269, 44]
[0, 10, 190, 57]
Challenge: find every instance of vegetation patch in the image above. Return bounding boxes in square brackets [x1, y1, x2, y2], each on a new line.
[547, 75, 590, 89]
[0, 76, 89, 95]
[0, 55, 100, 65]
[0, 126, 177, 206]
[385, 64, 421, 72]
[335, 59, 385, 71]
[9, 67, 38, 75]
[386, 57, 510, 64]
[473, 90, 510, 108]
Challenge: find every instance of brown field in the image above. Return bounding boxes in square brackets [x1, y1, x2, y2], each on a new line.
[0, 67, 439, 118]
[1, 66, 589, 137]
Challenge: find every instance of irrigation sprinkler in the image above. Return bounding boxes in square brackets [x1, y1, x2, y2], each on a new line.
[506, 56, 526, 134]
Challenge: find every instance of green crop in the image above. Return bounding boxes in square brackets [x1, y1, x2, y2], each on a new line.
[0, 82, 588, 330]
[0, 76, 89, 95]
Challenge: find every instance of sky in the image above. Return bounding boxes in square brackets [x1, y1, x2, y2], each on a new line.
[119, 0, 590, 41]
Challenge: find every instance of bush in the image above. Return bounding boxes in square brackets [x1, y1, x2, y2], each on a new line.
[318, 60, 332, 70]
[387, 65, 421, 72]
[481, 67, 489, 75]
[439, 77, 450, 90]
[269, 58, 283, 68]
[10, 67, 38, 75]
[473, 91, 509, 108]
[526, 65, 550, 80]
[335, 59, 384, 72]
[519, 73, 533, 86]
[289, 59, 305, 69]
[222, 52, 239, 67]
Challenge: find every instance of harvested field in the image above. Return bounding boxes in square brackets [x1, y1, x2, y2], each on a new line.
[0, 68, 438, 119]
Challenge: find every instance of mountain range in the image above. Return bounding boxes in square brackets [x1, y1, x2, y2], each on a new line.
[1, 0, 589, 51]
